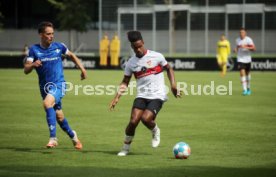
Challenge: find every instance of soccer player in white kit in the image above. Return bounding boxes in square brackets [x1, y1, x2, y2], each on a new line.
[109, 31, 181, 156]
[234, 28, 256, 96]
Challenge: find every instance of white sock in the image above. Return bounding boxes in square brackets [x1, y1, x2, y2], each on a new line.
[122, 143, 130, 150]
[246, 75, 251, 90]
[152, 124, 159, 132]
[240, 76, 247, 91]
[124, 135, 133, 144]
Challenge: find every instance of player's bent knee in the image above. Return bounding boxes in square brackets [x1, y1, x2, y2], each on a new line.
[141, 117, 149, 124]
[141, 115, 154, 125]
[129, 116, 141, 126]
[142, 110, 155, 120]
[43, 100, 54, 109]
[56, 117, 64, 122]
[43, 95, 55, 109]
[129, 120, 138, 127]
[56, 114, 64, 122]
[43, 101, 51, 109]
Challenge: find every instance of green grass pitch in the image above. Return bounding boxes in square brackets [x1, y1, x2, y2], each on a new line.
[0, 69, 275, 177]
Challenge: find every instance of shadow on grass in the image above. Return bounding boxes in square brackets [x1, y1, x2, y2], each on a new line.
[0, 146, 151, 156]
[0, 147, 275, 177]
[90, 149, 151, 156]
[0, 165, 275, 177]
[0, 146, 56, 154]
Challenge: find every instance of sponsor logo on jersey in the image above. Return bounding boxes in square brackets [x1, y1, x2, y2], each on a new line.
[141, 66, 147, 73]
[41, 57, 59, 62]
[134, 65, 163, 79]
[147, 60, 152, 67]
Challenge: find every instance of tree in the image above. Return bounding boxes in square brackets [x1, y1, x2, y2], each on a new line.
[145, 0, 189, 55]
[47, 0, 92, 50]
[0, 2, 3, 30]
[0, 12, 3, 30]
[165, 0, 189, 55]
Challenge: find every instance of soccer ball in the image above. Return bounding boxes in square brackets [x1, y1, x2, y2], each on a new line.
[173, 142, 191, 159]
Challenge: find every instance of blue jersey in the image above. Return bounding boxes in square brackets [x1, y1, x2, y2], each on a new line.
[27, 42, 68, 89]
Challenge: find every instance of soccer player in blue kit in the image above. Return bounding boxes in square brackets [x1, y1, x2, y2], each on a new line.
[24, 21, 87, 149]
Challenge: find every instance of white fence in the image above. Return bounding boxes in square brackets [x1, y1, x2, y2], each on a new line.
[0, 29, 275, 55]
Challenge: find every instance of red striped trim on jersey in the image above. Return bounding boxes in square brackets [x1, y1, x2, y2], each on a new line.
[237, 44, 254, 48]
[134, 65, 163, 79]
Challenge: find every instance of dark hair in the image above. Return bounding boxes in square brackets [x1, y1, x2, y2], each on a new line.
[240, 27, 246, 31]
[38, 21, 54, 34]
[127, 31, 143, 42]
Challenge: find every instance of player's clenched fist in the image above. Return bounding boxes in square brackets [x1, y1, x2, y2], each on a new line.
[32, 60, 42, 68]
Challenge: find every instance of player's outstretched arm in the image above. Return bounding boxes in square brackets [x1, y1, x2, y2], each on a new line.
[109, 75, 131, 111]
[66, 50, 87, 80]
[247, 45, 256, 52]
[237, 44, 256, 52]
[24, 60, 42, 74]
[164, 64, 182, 98]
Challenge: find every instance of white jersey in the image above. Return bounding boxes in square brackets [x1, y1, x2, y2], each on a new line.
[236, 36, 255, 63]
[124, 50, 168, 101]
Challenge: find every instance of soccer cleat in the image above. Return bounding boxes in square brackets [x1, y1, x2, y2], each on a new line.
[117, 144, 130, 156]
[72, 130, 83, 150]
[46, 137, 58, 148]
[152, 127, 160, 148]
[242, 90, 248, 96]
[247, 89, 251, 95]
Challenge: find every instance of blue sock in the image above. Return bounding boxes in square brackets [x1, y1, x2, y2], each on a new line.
[46, 108, 56, 138]
[58, 118, 74, 138]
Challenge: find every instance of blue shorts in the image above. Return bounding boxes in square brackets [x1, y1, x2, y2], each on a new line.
[40, 82, 66, 110]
